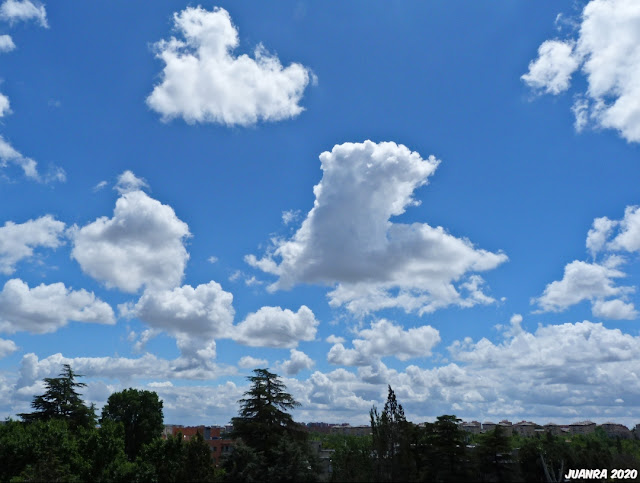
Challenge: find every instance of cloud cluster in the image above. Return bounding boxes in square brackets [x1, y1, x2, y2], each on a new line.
[0, 0, 47, 28]
[147, 6, 313, 126]
[0, 279, 114, 334]
[0, 215, 65, 274]
[71, 186, 191, 293]
[523, 0, 640, 142]
[0, 3, 65, 184]
[535, 205, 640, 319]
[328, 319, 440, 366]
[294, 317, 640, 425]
[234, 305, 317, 348]
[0, 136, 38, 179]
[4, 315, 640, 426]
[277, 349, 314, 375]
[0, 136, 65, 182]
[15, 351, 236, 391]
[121, 281, 235, 360]
[535, 259, 635, 318]
[248, 141, 507, 315]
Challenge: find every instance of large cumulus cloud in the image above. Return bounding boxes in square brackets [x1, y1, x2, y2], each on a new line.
[523, 0, 640, 142]
[147, 6, 313, 126]
[71, 172, 190, 293]
[247, 140, 507, 315]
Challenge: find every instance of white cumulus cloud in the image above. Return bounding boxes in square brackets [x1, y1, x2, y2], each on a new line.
[0, 93, 9, 117]
[277, 349, 314, 375]
[71, 180, 190, 293]
[0, 337, 16, 358]
[535, 259, 633, 314]
[586, 216, 617, 257]
[247, 141, 507, 315]
[607, 206, 640, 253]
[328, 319, 440, 366]
[523, 0, 640, 142]
[147, 6, 313, 126]
[0, 34, 14, 52]
[537, 205, 640, 320]
[120, 281, 235, 360]
[0, 215, 65, 275]
[0, 0, 47, 27]
[114, 170, 149, 194]
[0, 279, 115, 334]
[522, 40, 579, 94]
[15, 351, 236, 389]
[0, 135, 38, 179]
[238, 355, 268, 369]
[234, 305, 317, 348]
[592, 298, 638, 319]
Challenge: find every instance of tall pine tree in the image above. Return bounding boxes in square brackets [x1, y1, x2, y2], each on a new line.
[19, 364, 96, 430]
[370, 385, 414, 481]
[225, 368, 317, 481]
[231, 368, 303, 452]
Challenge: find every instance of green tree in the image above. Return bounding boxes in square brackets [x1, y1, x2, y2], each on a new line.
[430, 415, 468, 481]
[475, 426, 513, 482]
[370, 386, 415, 482]
[19, 363, 96, 430]
[231, 368, 304, 452]
[329, 435, 374, 482]
[225, 368, 316, 482]
[0, 418, 134, 482]
[101, 388, 164, 461]
[369, 386, 407, 481]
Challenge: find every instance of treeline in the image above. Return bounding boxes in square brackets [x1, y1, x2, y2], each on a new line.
[0, 365, 215, 482]
[3, 365, 640, 482]
[320, 386, 640, 482]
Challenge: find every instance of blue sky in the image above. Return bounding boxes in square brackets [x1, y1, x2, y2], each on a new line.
[2, 0, 640, 427]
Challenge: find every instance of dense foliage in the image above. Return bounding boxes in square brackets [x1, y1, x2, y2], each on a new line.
[101, 388, 164, 461]
[224, 368, 317, 481]
[19, 363, 96, 430]
[1, 365, 216, 482]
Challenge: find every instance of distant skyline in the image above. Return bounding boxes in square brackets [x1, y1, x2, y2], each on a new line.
[1, 0, 640, 427]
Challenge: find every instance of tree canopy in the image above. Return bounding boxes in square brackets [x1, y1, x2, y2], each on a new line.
[225, 368, 317, 481]
[101, 388, 164, 461]
[19, 363, 96, 430]
[231, 368, 303, 451]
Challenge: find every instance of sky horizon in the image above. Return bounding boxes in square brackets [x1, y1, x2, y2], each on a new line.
[2, 0, 640, 427]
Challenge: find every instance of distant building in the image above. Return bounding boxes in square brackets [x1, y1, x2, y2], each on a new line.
[329, 424, 371, 436]
[601, 423, 632, 439]
[543, 423, 565, 436]
[497, 420, 513, 437]
[482, 422, 496, 432]
[569, 421, 596, 435]
[461, 421, 482, 434]
[309, 440, 334, 481]
[513, 421, 536, 437]
[165, 425, 234, 466]
[305, 422, 333, 434]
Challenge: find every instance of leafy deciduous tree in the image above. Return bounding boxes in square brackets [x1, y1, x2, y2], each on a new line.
[101, 388, 164, 461]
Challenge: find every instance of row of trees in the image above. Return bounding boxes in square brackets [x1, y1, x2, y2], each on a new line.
[3, 365, 640, 481]
[0, 365, 318, 482]
[1, 364, 214, 481]
[324, 385, 640, 482]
